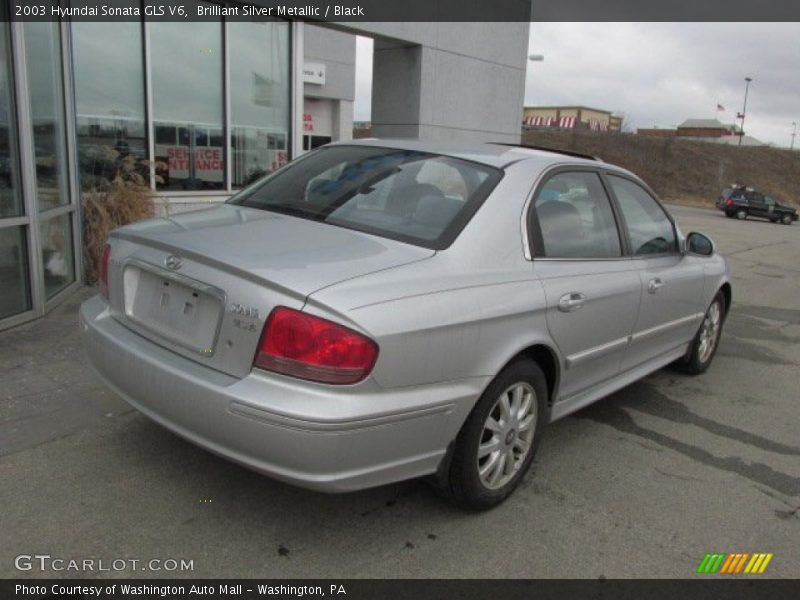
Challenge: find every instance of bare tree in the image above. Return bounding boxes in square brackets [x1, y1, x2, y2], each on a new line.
[614, 110, 634, 133]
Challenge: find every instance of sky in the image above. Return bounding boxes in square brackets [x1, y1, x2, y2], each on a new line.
[353, 23, 800, 148]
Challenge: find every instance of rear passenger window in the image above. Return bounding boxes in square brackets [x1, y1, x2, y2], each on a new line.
[532, 172, 621, 258]
[607, 175, 676, 256]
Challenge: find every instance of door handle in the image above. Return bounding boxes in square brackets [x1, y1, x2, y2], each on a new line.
[558, 292, 586, 312]
[648, 278, 663, 294]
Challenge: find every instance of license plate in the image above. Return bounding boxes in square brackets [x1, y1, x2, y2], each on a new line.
[123, 264, 222, 355]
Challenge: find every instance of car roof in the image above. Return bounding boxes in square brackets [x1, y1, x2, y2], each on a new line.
[328, 138, 602, 170]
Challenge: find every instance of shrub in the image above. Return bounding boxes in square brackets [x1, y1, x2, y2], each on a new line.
[81, 148, 155, 284]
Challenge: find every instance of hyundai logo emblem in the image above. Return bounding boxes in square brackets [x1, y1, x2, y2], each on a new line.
[165, 255, 183, 270]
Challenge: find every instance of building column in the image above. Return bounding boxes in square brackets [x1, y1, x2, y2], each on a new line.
[334, 100, 354, 141]
[371, 41, 423, 139]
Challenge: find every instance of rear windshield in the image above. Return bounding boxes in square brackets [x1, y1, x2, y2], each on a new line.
[228, 145, 503, 249]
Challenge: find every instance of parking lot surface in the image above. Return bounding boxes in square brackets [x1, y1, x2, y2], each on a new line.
[1, 204, 798, 578]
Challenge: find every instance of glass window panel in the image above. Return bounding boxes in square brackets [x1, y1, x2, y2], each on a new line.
[39, 213, 75, 299]
[72, 22, 147, 190]
[151, 13, 223, 191]
[229, 19, 290, 187]
[230, 146, 502, 248]
[0, 21, 22, 218]
[534, 172, 621, 258]
[0, 226, 32, 319]
[607, 175, 677, 255]
[24, 21, 70, 212]
[309, 135, 331, 150]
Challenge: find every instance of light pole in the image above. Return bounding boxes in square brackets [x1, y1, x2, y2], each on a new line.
[525, 55, 545, 123]
[738, 76, 752, 146]
[791, 121, 797, 151]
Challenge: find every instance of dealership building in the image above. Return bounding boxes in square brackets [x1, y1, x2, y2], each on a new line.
[0, 3, 530, 331]
[522, 105, 623, 132]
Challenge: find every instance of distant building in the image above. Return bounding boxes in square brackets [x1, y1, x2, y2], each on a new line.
[522, 106, 622, 132]
[676, 118, 739, 138]
[637, 119, 766, 146]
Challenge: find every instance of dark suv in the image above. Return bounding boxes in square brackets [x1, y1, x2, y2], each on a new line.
[717, 186, 798, 225]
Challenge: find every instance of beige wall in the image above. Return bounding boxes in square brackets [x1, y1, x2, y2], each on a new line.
[523, 107, 559, 119]
[579, 109, 609, 123]
[523, 106, 611, 123]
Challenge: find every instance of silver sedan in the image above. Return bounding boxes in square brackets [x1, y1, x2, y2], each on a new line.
[80, 140, 730, 509]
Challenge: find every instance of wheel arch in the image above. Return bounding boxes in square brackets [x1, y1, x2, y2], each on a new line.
[501, 343, 561, 417]
[719, 281, 732, 318]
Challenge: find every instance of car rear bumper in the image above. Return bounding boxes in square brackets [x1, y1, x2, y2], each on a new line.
[79, 295, 484, 492]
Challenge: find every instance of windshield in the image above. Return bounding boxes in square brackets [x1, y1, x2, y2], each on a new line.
[228, 145, 503, 249]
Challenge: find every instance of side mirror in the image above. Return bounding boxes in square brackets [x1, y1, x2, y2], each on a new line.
[686, 232, 714, 256]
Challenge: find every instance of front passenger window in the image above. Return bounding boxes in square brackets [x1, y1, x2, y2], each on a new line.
[607, 176, 676, 256]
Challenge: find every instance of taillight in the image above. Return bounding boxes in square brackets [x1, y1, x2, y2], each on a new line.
[254, 306, 378, 385]
[99, 244, 111, 299]
[726, 198, 734, 207]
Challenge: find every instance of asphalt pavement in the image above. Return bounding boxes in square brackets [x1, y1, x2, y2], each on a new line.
[1, 204, 797, 578]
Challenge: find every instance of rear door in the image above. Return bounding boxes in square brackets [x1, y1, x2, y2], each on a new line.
[530, 170, 641, 401]
[605, 174, 705, 371]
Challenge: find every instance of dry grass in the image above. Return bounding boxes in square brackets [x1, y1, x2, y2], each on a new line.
[521, 130, 800, 208]
[352, 127, 374, 140]
[81, 151, 154, 284]
[353, 127, 800, 208]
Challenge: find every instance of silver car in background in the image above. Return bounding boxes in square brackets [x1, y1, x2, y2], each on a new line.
[80, 140, 731, 509]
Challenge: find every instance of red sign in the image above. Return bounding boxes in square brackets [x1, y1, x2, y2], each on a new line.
[165, 146, 223, 173]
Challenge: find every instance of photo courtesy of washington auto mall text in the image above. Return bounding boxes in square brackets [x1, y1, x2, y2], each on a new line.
[15, 583, 348, 597]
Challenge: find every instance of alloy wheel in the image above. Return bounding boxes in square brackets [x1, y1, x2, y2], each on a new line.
[698, 301, 722, 363]
[477, 382, 537, 490]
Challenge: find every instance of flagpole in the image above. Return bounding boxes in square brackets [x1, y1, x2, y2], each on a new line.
[738, 77, 752, 147]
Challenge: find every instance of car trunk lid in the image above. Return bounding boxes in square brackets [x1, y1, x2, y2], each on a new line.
[107, 204, 433, 378]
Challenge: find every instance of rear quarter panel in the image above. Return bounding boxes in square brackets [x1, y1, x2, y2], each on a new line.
[306, 257, 554, 390]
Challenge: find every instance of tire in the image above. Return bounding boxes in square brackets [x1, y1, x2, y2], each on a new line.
[436, 358, 547, 510]
[724, 211, 734, 218]
[678, 291, 725, 375]
[735, 209, 747, 220]
[782, 214, 793, 225]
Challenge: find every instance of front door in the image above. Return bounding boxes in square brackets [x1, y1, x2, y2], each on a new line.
[605, 174, 705, 370]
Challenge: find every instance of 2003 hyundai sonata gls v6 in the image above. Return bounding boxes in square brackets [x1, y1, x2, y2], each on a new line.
[81, 140, 731, 508]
